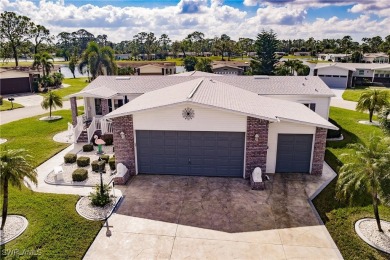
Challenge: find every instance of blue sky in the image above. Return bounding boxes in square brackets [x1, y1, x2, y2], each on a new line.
[3, 0, 389, 42]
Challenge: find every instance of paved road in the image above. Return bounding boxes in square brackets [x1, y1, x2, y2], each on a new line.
[329, 88, 357, 110]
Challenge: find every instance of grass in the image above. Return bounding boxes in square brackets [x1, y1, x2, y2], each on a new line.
[41, 78, 88, 100]
[313, 107, 390, 260]
[0, 100, 24, 111]
[342, 86, 390, 102]
[0, 108, 101, 259]
[282, 55, 316, 59]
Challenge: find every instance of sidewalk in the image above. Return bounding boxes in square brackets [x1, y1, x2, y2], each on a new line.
[330, 88, 357, 110]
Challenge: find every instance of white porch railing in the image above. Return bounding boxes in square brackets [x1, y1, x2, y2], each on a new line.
[101, 119, 113, 135]
[86, 117, 113, 142]
[87, 117, 97, 143]
[73, 115, 84, 143]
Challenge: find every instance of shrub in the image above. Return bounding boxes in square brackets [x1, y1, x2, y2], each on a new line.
[64, 153, 77, 164]
[77, 156, 90, 167]
[327, 118, 342, 139]
[72, 168, 88, 182]
[91, 160, 106, 172]
[89, 184, 112, 207]
[100, 155, 109, 163]
[108, 156, 116, 171]
[101, 134, 113, 145]
[83, 144, 94, 152]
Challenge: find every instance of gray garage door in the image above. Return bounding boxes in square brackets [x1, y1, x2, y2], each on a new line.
[136, 130, 245, 177]
[319, 75, 348, 89]
[275, 134, 313, 173]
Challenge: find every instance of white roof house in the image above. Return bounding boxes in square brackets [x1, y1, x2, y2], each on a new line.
[68, 75, 336, 179]
[362, 53, 389, 64]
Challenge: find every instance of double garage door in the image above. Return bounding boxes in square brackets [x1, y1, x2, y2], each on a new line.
[136, 130, 245, 177]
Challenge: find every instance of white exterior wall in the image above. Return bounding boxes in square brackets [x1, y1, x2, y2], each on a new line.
[317, 66, 349, 88]
[352, 69, 374, 78]
[133, 103, 247, 132]
[266, 95, 331, 119]
[266, 121, 316, 173]
[139, 65, 163, 75]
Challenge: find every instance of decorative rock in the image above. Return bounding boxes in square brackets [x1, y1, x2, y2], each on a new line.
[0, 138, 7, 144]
[355, 218, 390, 254]
[114, 163, 130, 185]
[251, 167, 265, 190]
[0, 215, 28, 245]
[76, 196, 121, 221]
[39, 116, 62, 121]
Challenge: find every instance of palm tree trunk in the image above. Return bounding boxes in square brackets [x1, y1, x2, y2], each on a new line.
[369, 110, 374, 122]
[373, 194, 383, 232]
[1, 179, 9, 231]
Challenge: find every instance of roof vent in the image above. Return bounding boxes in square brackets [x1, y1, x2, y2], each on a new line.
[302, 83, 305, 86]
[253, 75, 269, 79]
[115, 76, 131, 80]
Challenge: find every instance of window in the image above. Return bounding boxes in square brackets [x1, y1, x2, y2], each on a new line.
[340, 76, 347, 78]
[358, 70, 364, 76]
[95, 98, 102, 115]
[114, 99, 124, 110]
[303, 103, 316, 112]
[108, 99, 113, 113]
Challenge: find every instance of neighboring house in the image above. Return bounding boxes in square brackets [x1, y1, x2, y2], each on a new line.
[0, 69, 40, 95]
[317, 53, 352, 62]
[212, 61, 251, 74]
[314, 63, 390, 88]
[212, 64, 244, 75]
[362, 53, 389, 64]
[115, 54, 131, 60]
[133, 63, 176, 75]
[67, 75, 336, 182]
[169, 71, 222, 77]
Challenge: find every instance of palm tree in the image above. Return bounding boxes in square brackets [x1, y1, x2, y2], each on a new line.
[78, 41, 117, 80]
[379, 106, 390, 135]
[41, 91, 63, 118]
[356, 89, 389, 122]
[195, 58, 212, 72]
[33, 52, 54, 77]
[1, 148, 37, 230]
[336, 135, 390, 232]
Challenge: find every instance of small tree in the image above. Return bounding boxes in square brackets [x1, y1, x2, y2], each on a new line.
[41, 91, 63, 118]
[52, 72, 64, 88]
[336, 135, 390, 232]
[183, 56, 198, 72]
[195, 58, 212, 72]
[89, 184, 112, 207]
[1, 148, 37, 230]
[356, 89, 389, 122]
[68, 56, 77, 78]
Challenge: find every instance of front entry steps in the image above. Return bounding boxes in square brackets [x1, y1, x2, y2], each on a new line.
[76, 130, 103, 143]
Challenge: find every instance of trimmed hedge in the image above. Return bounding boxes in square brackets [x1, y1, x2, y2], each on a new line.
[77, 156, 90, 167]
[100, 155, 109, 163]
[327, 118, 343, 138]
[101, 134, 113, 146]
[64, 153, 77, 164]
[108, 156, 116, 171]
[83, 144, 94, 152]
[72, 168, 88, 182]
[91, 160, 106, 172]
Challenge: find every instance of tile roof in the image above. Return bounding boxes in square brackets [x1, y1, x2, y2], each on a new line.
[105, 77, 337, 130]
[79, 75, 334, 96]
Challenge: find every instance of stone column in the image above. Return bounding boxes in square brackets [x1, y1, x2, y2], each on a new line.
[112, 115, 136, 176]
[311, 127, 328, 175]
[70, 97, 78, 126]
[101, 99, 109, 116]
[245, 117, 269, 179]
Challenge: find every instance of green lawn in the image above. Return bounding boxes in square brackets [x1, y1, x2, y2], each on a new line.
[0, 100, 24, 111]
[41, 78, 88, 100]
[282, 55, 316, 59]
[342, 86, 390, 102]
[0, 108, 101, 259]
[313, 107, 390, 260]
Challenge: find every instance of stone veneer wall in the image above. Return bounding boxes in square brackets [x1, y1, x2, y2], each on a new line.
[245, 117, 269, 178]
[70, 97, 78, 126]
[101, 99, 109, 116]
[311, 127, 327, 175]
[112, 115, 136, 176]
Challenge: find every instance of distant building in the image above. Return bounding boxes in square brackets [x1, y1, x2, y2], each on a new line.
[115, 54, 131, 60]
[0, 68, 40, 95]
[317, 53, 352, 62]
[362, 53, 389, 64]
[134, 63, 176, 75]
[294, 52, 311, 56]
[212, 61, 250, 75]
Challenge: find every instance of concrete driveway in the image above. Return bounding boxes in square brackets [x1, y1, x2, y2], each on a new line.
[84, 168, 342, 259]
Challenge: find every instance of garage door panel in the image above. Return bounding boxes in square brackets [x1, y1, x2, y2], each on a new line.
[276, 134, 313, 173]
[136, 130, 244, 177]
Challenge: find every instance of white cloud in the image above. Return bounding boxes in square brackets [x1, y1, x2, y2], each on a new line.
[0, 0, 388, 43]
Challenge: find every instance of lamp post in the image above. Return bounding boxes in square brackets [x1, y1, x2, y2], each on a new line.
[98, 157, 104, 197]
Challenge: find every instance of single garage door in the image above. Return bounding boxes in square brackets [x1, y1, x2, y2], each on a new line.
[275, 134, 313, 173]
[136, 130, 245, 177]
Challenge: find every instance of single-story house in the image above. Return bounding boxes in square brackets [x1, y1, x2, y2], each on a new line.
[212, 61, 251, 74]
[362, 53, 389, 64]
[294, 52, 311, 56]
[317, 53, 352, 62]
[314, 63, 390, 88]
[212, 64, 244, 75]
[67, 75, 336, 182]
[0, 69, 40, 95]
[133, 63, 176, 75]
